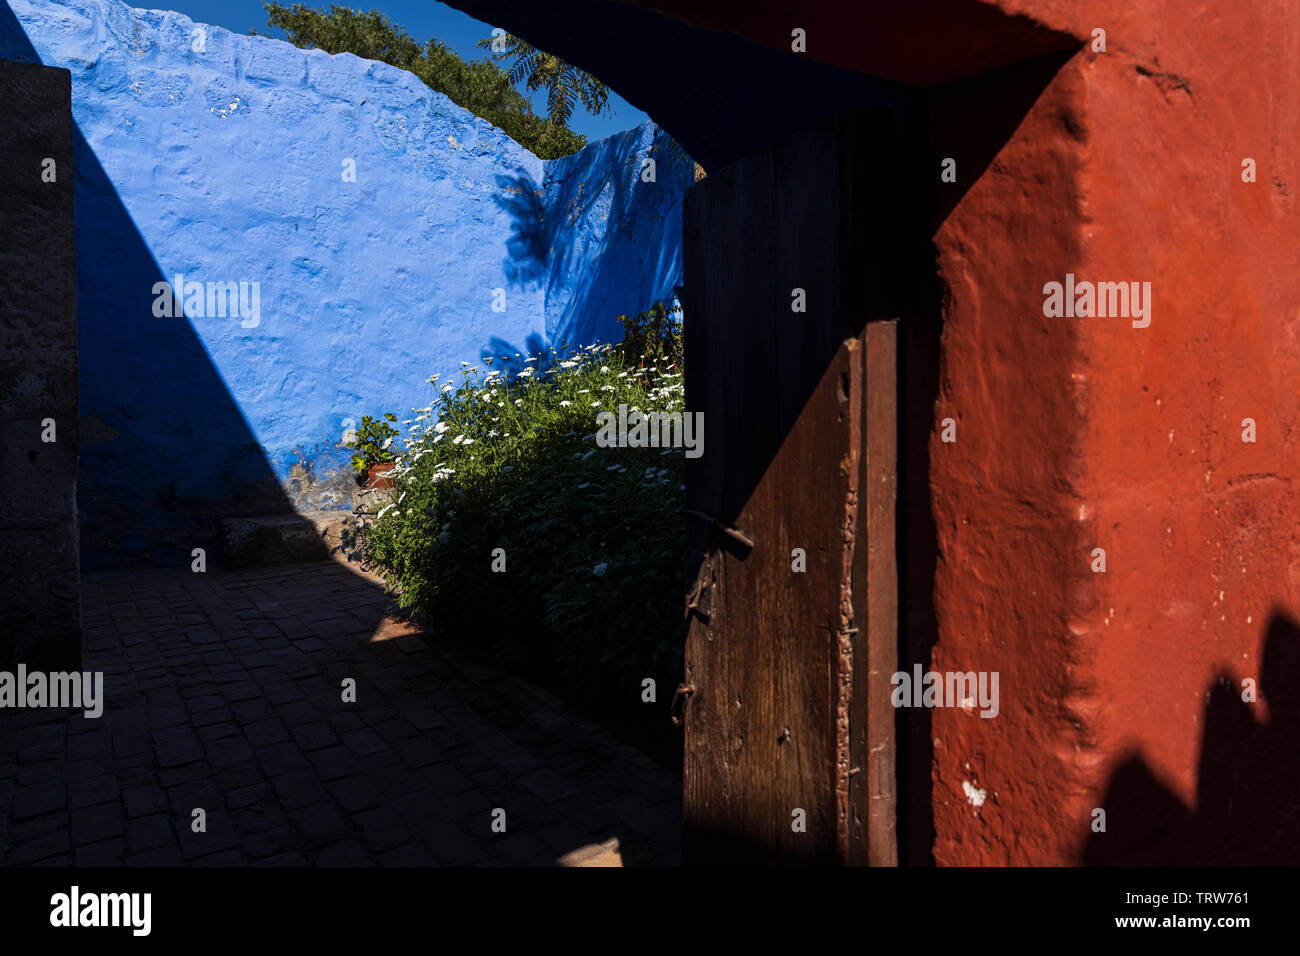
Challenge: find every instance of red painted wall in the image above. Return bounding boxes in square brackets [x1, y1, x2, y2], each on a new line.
[1016, 0, 1300, 866]
[927, 54, 1091, 865]
[921, 0, 1300, 866]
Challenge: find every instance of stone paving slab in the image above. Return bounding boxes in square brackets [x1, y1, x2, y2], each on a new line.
[0, 561, 680, 866]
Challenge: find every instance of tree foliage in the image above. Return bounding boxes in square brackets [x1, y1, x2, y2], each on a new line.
[476, 32, 609, 128]
[260, 3, 588, 159]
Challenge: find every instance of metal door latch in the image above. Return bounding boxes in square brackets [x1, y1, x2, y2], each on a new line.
[680, 508, 755, 551]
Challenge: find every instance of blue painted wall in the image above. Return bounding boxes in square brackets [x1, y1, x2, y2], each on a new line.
[2, 0, 687, 567]
[542, 125, 690, 348]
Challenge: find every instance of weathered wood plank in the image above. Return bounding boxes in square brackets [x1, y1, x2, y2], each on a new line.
[681, 109, 899, 865]
[860, 319, 898, 866]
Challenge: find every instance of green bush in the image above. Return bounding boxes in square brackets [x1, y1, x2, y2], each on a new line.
[358, 341, 685, 694]
[617, 299, 683, 368]
[345, 412, 400, 475]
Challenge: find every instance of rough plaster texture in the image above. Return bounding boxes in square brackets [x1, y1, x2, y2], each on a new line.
[920, 2, 1300, 867]
[872, 1, 1299, 866]
[2, 0, 687, 568]
[926, 57, 1090, 866]
[460, 0, 1300, 864]
[0, 57, 81, 668]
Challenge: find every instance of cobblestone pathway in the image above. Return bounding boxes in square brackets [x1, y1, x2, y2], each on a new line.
[0, 561, 680, 866]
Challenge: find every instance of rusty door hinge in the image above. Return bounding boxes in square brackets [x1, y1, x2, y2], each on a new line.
[684, 569, 708, 621]
[670, 683, 695, 726]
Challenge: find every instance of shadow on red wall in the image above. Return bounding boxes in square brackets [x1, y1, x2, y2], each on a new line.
[1083, 611, 1300, 865]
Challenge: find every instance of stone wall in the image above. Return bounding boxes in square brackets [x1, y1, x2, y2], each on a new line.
[0, 56, 80, 668]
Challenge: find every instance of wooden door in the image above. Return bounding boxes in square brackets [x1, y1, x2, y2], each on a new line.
[680, 108, 899, 866]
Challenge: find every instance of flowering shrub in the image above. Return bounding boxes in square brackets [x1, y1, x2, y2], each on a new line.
[358, 342, 685, 698]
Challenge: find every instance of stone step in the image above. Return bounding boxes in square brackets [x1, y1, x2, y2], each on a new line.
[219, 510, 359, 570]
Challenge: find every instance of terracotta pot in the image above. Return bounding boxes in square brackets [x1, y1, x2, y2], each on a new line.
[366, 461, 396, 489]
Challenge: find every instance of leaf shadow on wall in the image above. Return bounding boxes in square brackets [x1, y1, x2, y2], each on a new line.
[494, 168, 549, 289]
[495, 127, 690, 353]
[479, 332, 548, 378]
[1082, 612, 1300, 865]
